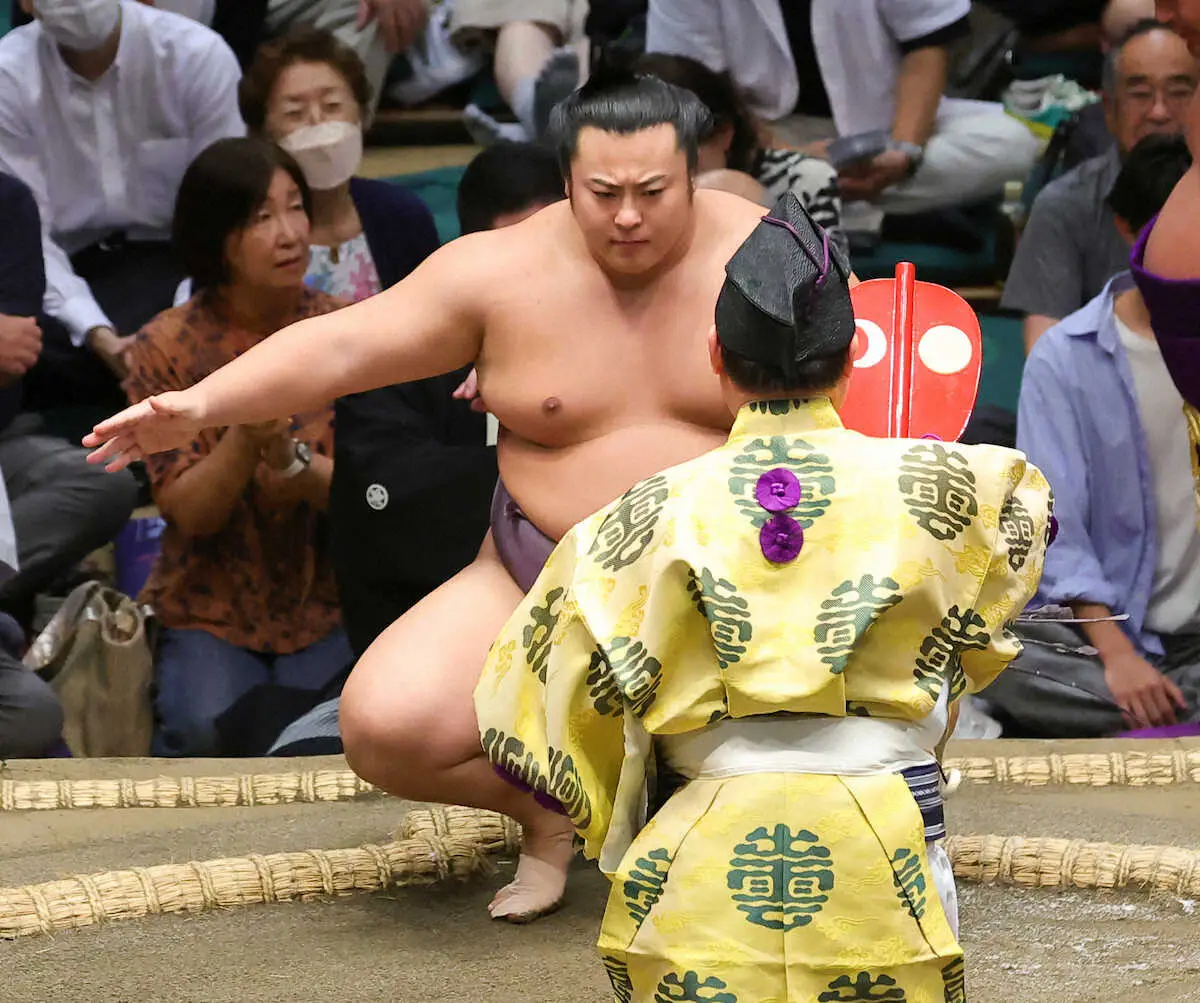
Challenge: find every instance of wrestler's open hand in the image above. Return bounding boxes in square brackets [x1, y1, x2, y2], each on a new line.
[82, 390, 208, 472]
[452, 367, 489, 413]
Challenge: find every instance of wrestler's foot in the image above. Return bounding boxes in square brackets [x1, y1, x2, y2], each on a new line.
[488, 818, 576, 924]
[532, 49, 580, 140]
[463, 103, 529, 146]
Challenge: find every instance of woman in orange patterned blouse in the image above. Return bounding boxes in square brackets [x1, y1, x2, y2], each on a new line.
[125, 137, 352, 757]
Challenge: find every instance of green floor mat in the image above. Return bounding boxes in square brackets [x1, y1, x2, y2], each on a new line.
[977, 312, 1024, 412]
[387, 166, 468, 245]
[852, 231, 998, 288]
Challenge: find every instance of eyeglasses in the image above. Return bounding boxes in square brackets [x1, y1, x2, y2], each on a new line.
[1118, 81, 1198, 110]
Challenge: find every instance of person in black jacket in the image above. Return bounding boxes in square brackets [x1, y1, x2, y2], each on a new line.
[0, 172, 137, 634]
[268, 141, 564, 757]
[331, 140, 566, 660]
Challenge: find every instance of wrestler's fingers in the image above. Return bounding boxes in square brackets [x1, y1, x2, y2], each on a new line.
[85, 435, 125, 465]
[86, 435, 136, 470]
[103, 448, 137, 474]
[87, 400, 155, 443]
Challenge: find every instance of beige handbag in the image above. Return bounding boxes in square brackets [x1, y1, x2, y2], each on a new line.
[24, 581, 154, 757]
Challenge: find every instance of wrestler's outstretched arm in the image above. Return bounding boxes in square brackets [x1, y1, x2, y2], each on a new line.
[84, 233, 495, 470]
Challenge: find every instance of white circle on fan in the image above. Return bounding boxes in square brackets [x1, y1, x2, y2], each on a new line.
[853, 319, 887, 368]
[918, 325, 972, 374]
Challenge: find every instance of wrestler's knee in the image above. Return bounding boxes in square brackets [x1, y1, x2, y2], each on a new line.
[339, 681, 420, 786]
[339, 672, 467, 791]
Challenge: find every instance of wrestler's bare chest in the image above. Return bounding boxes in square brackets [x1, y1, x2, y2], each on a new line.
[479, 256, 731, 449]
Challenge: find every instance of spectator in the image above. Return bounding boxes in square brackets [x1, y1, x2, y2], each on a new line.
[982, 1, 1108, 89]
[1003, 19, 1198, 353]
[455, 140, 566, 233]
[646, 0, 1039, 217]
[239, 24, 440, 303]
[0, 0, 244, 413]
[633, 52, 845, 251]
[335, 142, 560, 653]
[0, 171, 138, 632]
[259, 0, 430, 111]
[0, 536, 62, 758]
[1028, 0, 1161, 177]
[454, 1, 589, 144]
[983, 133, 1200, 737]
[124, 138, 351, 757]
[268, 141, 564, 757]
[10, 0, 423, 103]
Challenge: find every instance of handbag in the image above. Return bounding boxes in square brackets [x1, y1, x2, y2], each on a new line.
[23, 581, 154, 757]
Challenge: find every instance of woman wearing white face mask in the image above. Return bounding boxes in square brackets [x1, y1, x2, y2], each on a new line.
[239, 24, 439, 303]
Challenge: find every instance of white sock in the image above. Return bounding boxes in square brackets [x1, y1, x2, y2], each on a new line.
[511, 75, 537, 137]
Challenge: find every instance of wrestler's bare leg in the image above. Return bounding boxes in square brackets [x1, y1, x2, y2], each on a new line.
[339, 534, 576, 922]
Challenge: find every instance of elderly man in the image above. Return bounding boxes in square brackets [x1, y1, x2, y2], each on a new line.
[1003, 17, 1199, 352]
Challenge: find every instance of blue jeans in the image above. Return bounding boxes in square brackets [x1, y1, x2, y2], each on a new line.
[152, 627, 354, 757]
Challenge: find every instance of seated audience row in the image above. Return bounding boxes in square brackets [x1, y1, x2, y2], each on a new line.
[646, 0, 1039, 220]
[270, 140, 566, 757]
[0, 0, 432, 417]
[126, 138, 349, 757]
[985, 133, 1200, 737]
[1003, 17, 1199, 352]
[125, 134, 563, 758]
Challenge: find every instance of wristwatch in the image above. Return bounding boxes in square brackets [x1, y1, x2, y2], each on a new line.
[887, 140, 924, 177]
[279, 439, 313, 479]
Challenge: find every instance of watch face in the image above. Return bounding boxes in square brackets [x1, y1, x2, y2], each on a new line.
[295, 441, 313, 465]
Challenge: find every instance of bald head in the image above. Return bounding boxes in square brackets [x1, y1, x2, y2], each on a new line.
[1104, 22, 1199, 152]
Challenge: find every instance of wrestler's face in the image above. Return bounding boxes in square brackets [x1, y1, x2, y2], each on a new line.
[567, 124, 695, 276]
[1159, 0, 1200, 55]
[1106, 28, 1199, 152]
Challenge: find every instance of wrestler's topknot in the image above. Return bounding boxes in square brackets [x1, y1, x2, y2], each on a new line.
[546, 61, 713, 178]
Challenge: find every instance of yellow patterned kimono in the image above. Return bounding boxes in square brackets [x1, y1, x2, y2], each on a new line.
[1187, 404, 1200, 524]
[475, 398, 1052, 1003]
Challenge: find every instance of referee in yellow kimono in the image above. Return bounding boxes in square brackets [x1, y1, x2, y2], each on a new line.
[474, 193, 1053, 1002]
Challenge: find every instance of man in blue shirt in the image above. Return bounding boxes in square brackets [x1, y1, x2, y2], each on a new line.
[984, 132, 1200, 736]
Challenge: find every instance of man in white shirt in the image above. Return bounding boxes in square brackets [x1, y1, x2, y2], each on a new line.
[0, 0, 244, 408]
[646, 0, 1039, 216]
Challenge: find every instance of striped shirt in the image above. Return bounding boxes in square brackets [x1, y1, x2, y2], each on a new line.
[753, 148, 847, 256]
